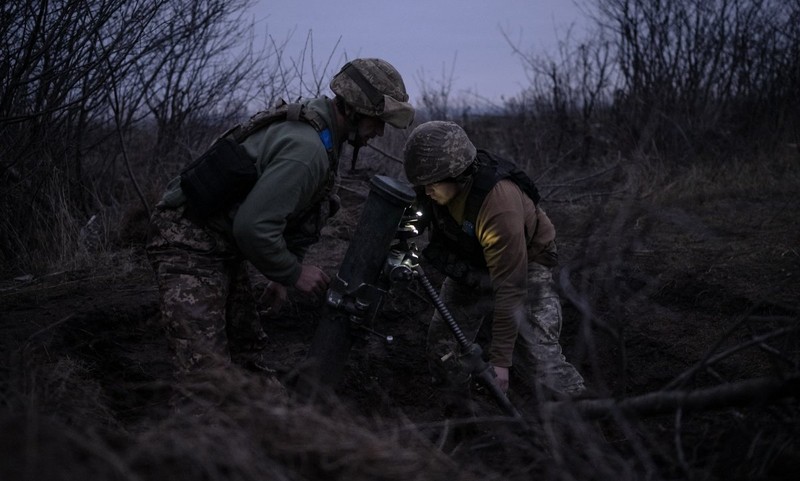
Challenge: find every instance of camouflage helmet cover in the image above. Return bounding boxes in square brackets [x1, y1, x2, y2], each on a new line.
[330, 58, 415, 128]
[403, 121, 477, 185]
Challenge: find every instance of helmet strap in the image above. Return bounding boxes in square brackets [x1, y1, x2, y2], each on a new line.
[350, 140, 362, 170]
[335, 96, 370, 169]
[348, 124, 369, 170]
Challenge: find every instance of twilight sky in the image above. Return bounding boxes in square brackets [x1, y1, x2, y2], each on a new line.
[248, 0, 588, 106]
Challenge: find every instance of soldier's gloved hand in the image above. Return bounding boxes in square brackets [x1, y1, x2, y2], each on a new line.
[492, 365, 510, 393]
[259, 281, 287, 317]
[294, 264, 330, 299]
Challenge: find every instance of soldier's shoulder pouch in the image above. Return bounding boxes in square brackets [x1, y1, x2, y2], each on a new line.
[180, 136, 257, 217]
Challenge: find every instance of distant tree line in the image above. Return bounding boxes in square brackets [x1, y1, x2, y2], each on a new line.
[601, 0, 799, 158]
[463, 0, 799, 167]
[1, 0, 798, 271]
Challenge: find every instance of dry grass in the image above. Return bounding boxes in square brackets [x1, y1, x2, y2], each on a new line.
[1, 359, 478, 481]
[2, 351, 675, 481]
[651, 151, 800, 202]
[2, 120, 798, 481]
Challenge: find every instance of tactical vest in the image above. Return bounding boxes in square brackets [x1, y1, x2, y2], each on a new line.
[180, 100, 338, 218]
[423, 150, 540, 283]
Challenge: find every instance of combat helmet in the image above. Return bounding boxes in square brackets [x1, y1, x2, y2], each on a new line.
[330, 58, 415, 129]
[403, 121, 477, 185]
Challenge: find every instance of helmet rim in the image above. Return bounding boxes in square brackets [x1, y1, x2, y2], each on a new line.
[330, 58, 415, 128]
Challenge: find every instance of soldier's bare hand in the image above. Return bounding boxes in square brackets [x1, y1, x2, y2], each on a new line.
[492, 365, 510, 393]
[294, 264, 330, 298]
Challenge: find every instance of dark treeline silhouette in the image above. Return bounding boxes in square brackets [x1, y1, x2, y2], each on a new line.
[1, 0, 798, 271]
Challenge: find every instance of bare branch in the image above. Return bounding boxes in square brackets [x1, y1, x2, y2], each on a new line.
[547, 374, 800, 419]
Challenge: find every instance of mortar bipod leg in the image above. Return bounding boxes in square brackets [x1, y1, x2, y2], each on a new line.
[414, 266, 522, 419]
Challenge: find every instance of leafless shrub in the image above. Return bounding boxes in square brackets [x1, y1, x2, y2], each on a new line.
[415, 55, 459, 121]
[456, 0, 800, 181]
[592, 0, 800, 159]
[498, 25, 616, 167]
[0, 0, 291, 273]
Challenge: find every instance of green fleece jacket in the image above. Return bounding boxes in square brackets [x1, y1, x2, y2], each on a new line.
[157, 97, 341, 286]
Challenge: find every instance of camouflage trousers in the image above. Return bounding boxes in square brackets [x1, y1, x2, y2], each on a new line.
[146, 205, 268, 376]
[428, 262, 585, 399]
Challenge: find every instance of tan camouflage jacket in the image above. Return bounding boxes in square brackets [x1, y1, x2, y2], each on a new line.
[447, 179, 556, 367]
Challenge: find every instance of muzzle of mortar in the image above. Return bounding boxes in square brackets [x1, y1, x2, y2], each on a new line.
[327, 175, 416, 317]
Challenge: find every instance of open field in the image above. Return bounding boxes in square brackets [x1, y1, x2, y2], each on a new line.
[2, 149, 798, 480]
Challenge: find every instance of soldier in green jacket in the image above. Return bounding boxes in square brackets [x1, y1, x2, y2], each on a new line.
[146, 58, 414, 379]
[403, 121, 585, 411]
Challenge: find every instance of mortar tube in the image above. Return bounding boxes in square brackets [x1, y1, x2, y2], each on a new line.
[333, 175, 415, 295]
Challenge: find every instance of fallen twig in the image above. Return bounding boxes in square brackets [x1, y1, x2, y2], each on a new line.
[25, 314, 76, 342]
[545, 374, 800, 420]
[664, 325, 799, 389]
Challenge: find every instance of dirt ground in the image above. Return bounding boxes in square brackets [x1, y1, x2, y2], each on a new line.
[1, 163, 799, 480]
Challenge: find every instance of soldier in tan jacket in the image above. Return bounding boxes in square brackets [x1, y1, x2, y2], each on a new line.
[403, 121, 585, 410]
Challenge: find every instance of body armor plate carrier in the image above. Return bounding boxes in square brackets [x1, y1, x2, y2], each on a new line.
[422, 150, 540, 286]
[180, 100, 337, 217]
